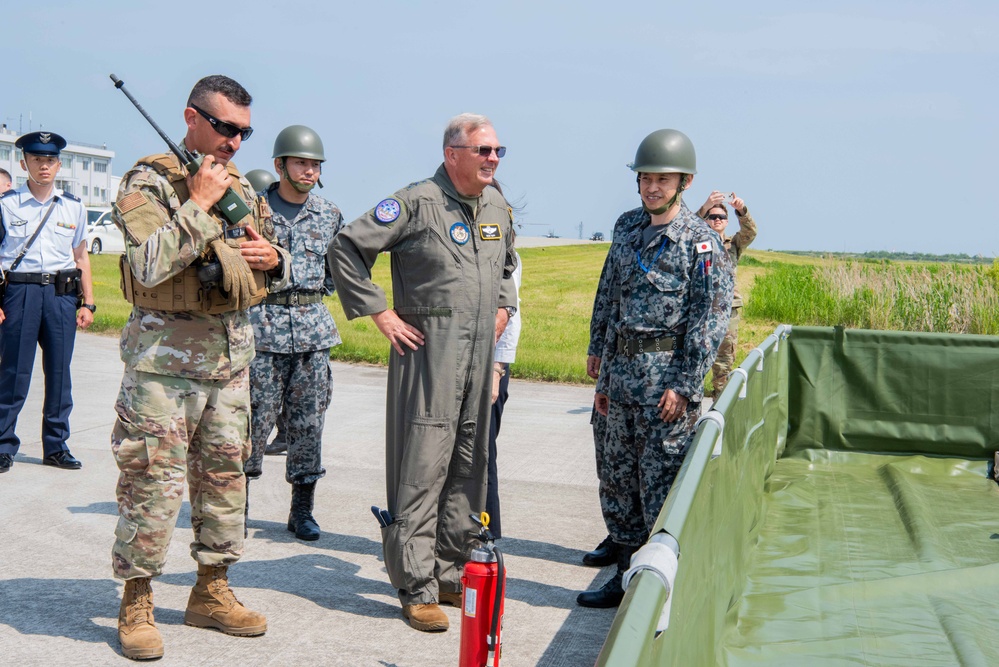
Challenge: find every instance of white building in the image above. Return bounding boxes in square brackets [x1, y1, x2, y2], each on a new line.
[0, 123, 118, 207]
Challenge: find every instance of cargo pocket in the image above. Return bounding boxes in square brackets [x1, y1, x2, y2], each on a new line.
[114, 515, 139, 544]
[111, 417, 160, 475]
[380, 514, 425, 593]
[323, 358, 334, 410]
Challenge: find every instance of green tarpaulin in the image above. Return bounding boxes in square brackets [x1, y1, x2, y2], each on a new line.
[597, 326, 999, 667]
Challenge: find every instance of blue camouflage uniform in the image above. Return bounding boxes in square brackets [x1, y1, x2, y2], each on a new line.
[593, 202, 734, 546]
[587, 209, 652, 503]
[0, 183, 87, 461]
[244, 184, 344, 484]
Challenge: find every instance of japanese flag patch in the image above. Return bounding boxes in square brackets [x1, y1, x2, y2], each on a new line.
[695, 240, 713, 254]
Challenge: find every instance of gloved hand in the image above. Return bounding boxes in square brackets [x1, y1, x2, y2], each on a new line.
[209, 238, 254, 310]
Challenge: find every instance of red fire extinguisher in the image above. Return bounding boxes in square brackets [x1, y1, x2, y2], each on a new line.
[459, 512, 506, 667]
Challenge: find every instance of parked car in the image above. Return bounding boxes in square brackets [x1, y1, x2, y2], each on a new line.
[86, 210, 126, 254]
[86, 206, 111, 226]
[590, 232, 605, 241]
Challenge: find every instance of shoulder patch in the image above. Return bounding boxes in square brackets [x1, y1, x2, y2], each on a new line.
[696, 239, 713, 254]
[61, 191, 81, 203]
[0, 190, 16, 199]
[117, 191, 147, 215]
[374, 198, 403, 224]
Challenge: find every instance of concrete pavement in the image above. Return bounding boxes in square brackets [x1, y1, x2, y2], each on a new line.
[0, 332, 615, 666]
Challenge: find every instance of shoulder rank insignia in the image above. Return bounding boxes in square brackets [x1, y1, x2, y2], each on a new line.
[450, 222, 470, 245]
[60, 191, 81, 203]
[374, 198, 402, 224]
[696, 240, 713, 254]
[479, 223, 501, 240]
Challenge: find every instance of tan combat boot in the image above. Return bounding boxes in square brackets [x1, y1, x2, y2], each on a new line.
[402, 603, 449, 632]
[184, 564, 267, 636]
[118, 577, 164, 660]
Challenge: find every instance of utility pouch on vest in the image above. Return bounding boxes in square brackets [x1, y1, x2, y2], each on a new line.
[116, 153, 269, 313]
[120, 256, 206, 311]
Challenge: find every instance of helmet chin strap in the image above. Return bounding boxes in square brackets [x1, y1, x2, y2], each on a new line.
[639, 174, 688, 216]
[21, 159, 47, 187]
[279, 157, 321, 193]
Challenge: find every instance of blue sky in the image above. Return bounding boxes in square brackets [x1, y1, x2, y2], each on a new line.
[3, 1, 997, 255]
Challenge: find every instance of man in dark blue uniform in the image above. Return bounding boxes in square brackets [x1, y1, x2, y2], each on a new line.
[0, 131, 95, 474]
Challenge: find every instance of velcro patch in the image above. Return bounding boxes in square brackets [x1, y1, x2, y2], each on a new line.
[117, 191, 147, 215]
[479, 223, 502, 240]
[696, 240, 713, 254]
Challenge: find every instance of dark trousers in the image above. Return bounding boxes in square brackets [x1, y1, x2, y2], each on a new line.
[0, 283, 77, 456]
[486, 368, 510, 538]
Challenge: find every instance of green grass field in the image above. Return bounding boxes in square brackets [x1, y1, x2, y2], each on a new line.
[85, 249, 999, 386]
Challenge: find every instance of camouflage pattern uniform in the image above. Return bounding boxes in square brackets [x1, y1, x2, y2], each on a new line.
[587, 210, 649, 509]
[710, 207, 757, 396]
[330, 166, 518, 607]
[244, 184, 344, 484]
[594, 203, 733, 547]
[110, 150, 290, 579]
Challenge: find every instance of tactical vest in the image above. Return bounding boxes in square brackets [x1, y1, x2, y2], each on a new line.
[117, 152, 269, 314]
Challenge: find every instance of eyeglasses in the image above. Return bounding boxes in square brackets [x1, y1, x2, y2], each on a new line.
[706, 214, 728, 221]
[451, 145, 506, 158]
[191, 104, 253, 141]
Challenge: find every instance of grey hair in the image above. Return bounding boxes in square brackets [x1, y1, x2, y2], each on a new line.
[442, 113, 492, 151]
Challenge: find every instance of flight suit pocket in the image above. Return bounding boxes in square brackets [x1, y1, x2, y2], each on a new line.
[401, 416, 452, 487]
[453, 420, 477, 479]
[380, 514, 424, 593]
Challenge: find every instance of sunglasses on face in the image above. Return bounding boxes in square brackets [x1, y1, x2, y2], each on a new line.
[452, 145, 507, 158]
[191, 104, 253, 141]
[706, 214, 728, 221]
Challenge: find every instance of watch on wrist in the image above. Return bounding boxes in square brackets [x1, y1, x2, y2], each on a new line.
[82, 303, 97, 313]
[502, 305, 517, 318]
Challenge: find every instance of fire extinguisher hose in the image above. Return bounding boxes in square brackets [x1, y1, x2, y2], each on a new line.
[488, 546, 505, 666]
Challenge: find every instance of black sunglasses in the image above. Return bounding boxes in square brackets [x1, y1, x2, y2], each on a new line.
[451, 145, 507, 158]
[706, 214, 728, 221]
[191, 104, 253, 141]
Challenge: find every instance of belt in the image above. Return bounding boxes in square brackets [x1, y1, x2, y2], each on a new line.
[263, 291, 324, 306]
[5, 270, 77, 285]
[616, 334, 684, 355]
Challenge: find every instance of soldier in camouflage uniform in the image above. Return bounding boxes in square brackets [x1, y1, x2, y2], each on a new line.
[244, 125, 344, 542]
[697, 191, 758, 397]
[578, 129, 734, 609]
[330, 113, 518, 633]
[582, 210, 649, 569]
[110, 75, 290, 660]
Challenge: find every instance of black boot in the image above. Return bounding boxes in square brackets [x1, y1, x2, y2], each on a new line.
[576, 543, 637, 608]
[582, 534, 619, 567]
[288, 482, 320, 541]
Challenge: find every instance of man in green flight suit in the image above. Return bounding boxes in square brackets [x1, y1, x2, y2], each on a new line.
[330, 113, 518, 632]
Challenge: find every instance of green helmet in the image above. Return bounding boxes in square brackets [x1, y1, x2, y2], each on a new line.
[272, 124, 326, 162]
[628, 129, 696, 175]
[244, 169, 277, 193]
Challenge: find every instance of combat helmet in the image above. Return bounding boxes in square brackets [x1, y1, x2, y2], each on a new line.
[272, 125, 325, 162]
[628, 129, 696, 175]
[245, 169, 277, 193]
